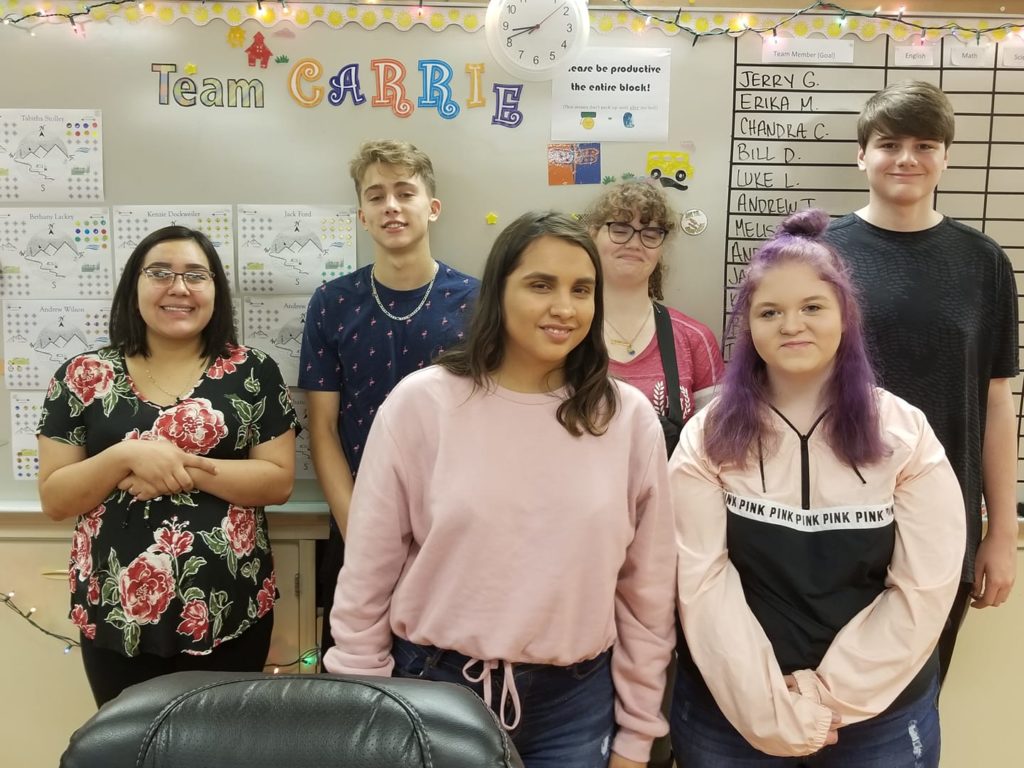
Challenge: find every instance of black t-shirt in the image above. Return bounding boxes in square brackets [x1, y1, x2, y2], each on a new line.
[826, 214, 1019, 581]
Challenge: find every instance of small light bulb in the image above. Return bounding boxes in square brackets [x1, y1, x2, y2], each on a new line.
[29, 606, 37, 613]
[273, 666, 280, 674]
[64, 645, 72, 654]
[6, 592, 14, 598]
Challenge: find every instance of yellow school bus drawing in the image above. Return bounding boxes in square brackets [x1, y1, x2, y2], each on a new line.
[645, 151, 693, 191]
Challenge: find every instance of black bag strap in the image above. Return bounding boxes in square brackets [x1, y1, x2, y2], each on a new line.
[653, 302, 683, 425]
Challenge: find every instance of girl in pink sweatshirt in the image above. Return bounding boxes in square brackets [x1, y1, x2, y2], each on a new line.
[325, 211, 677, 768]
[670, 209, 965, 767]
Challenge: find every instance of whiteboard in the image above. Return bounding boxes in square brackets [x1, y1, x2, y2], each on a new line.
[1, 11, 1021, 506]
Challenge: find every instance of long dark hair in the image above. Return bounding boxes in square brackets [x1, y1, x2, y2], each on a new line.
[108, 226, 236, 359]
[704, 209, 886, 468]
[437, 211, 617, 436]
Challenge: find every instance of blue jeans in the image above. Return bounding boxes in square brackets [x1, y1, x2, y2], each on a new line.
[671, 669, 940, 768]
[391, 635, 615, 768]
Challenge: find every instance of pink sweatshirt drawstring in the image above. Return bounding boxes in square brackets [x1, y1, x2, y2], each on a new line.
[462, 657, 522, 731]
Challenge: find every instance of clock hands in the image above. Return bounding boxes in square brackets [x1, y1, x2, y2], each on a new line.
[505, 2, 568, 42]
[533, 2, 568, 30]
[506, 25, 539, 41]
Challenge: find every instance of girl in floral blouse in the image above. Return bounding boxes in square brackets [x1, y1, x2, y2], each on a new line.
[37, 226, 300, 706]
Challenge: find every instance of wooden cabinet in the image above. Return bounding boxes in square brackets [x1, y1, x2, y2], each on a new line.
[0, 510, 326, 768]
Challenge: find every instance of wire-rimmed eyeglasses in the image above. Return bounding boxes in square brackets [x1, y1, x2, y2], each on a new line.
[140, 267, 214, 290]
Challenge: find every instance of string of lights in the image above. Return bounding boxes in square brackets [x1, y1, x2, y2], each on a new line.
[0, 0, 427, 29]
[613, 1, 1024, 45]
[2, 1, 1022, 43]
[268, 647, 321, 672]
[1, 0, 124, 28]
[4, 587, 318, 669]
[2, 590, 80, 653]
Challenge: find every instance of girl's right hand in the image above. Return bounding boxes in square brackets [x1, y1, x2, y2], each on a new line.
[121, 440, 217, 496]
[784, 674, 841, 747]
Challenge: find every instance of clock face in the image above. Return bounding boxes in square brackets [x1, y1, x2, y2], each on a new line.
[485, 0, 590, 81]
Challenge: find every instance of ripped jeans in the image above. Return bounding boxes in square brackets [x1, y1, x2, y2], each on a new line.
[391, 635, 615, 768]
[670, 668, 940, 768]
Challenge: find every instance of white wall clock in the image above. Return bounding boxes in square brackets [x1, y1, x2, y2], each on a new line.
[484, 0, 591, 82]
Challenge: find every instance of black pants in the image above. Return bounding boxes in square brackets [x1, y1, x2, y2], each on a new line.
[937, 580, 973, 688]
[79, 613, 274, 707]
[317, 521, 345, 670]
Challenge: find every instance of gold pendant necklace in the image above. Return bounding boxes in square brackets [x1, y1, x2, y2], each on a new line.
[144, 359, 206, 403]
[604, 306, 652, 357]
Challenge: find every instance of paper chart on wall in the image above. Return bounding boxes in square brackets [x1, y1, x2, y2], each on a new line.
[113, 205, 235, 284]
[0, 109, 104, 202]
[288, 389, 315, 481]
[3, 299, 111, 389]
[237, 205, 357, 294]
[241, 296, 307, 387]
[0, 207, 114, 299]
[10, 391, 46, 481]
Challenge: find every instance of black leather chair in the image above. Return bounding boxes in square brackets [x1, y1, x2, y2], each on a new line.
[60, 670, 524, 767]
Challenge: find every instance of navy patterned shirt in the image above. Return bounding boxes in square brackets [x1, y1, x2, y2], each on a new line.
[298, 262, 478, 474]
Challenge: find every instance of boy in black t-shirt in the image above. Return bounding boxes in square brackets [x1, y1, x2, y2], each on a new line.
[826, 81, 1019, 684]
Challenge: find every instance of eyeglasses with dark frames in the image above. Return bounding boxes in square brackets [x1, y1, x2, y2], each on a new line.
[604, 221, 667, 249]
[140, 267, 214, 290]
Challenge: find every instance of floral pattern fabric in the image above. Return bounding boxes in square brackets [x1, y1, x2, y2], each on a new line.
[38, 345, 300, 658]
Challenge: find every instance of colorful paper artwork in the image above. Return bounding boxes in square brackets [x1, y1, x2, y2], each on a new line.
[646, 151, 694, 191]
[0, 109, 104, 202]
[288, 389, 316, 480]
[246, 32, 274, 68]
[237, 205, 357, 294]
[227, 26, 246, 48]
[547, 143, 602, 186]
[241, 296, 308, 386]
[10, 391, 46, 480]
[0, 207, 114, 299]
[112, 205, 235, 284]
[3, 299, 111, 389]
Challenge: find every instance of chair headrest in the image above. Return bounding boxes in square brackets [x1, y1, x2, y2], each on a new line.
[60, 671, 523, 768]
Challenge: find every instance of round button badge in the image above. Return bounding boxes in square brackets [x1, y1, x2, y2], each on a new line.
[680, 209, 708, 236]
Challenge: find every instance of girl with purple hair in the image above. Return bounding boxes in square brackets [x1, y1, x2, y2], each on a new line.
[668, 209, 965, 767]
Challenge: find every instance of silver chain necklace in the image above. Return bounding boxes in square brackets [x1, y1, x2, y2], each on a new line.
[369, 262, 439, 322]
